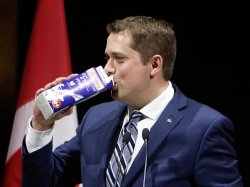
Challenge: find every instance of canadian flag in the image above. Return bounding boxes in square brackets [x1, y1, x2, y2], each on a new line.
[2, 0, 79, 186]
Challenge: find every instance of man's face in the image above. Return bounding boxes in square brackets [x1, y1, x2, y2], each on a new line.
[104, 31, 151, 108]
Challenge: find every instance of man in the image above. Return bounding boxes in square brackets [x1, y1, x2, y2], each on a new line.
[22, 16, 243, 187]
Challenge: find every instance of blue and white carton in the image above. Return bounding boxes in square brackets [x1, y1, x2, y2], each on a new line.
[35, 66, 114, 119]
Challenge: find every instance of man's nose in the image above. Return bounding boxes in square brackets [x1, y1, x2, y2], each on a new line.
[104, 61, 115, 76]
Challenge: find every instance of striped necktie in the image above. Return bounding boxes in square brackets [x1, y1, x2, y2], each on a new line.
[106, 110, 145, 187]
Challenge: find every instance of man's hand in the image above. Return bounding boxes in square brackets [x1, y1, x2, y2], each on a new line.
[32, 74, 78, 131]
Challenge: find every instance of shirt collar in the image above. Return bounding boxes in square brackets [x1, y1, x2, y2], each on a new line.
[128, 81, 174, 120]
[142, 81, 174, 120]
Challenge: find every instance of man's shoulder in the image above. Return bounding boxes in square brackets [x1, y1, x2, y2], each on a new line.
[89, 100, 126, 115]
[95, 100, 125, 108]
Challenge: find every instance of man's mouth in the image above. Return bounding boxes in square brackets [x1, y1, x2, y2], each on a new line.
[112, 82, 118, 91]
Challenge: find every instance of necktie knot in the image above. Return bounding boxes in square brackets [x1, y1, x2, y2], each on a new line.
[125, 110, 145, 132]
[130, 110, 145, 122]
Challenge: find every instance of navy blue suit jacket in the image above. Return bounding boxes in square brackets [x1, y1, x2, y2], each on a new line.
[22, 84, 243, 187]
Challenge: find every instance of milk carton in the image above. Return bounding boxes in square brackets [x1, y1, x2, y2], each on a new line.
[35, 66, 114, 119]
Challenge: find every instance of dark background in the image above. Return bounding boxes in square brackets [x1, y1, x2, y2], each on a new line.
[1, 0, 249, 186]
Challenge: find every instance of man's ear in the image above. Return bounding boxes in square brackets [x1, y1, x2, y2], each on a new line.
[150, 54, 163, 77]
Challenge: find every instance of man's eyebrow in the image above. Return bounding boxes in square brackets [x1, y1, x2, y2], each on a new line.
[105, 52, 127, 58]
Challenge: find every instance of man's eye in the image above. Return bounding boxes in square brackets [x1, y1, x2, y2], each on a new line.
[116, 59, 124, 64]
[104, 56, 110, 62]
[115, 57, 125, 63]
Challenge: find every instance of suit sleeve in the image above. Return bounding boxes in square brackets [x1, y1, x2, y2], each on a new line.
[194, 117, 243, 187]
[22, 131, 82, 187]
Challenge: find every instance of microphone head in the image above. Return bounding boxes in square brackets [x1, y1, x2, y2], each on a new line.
[142, 128, 150, 140]
[123, 132, 131, 144]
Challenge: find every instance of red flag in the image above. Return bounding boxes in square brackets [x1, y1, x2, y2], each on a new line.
[2, 0, 78, 186]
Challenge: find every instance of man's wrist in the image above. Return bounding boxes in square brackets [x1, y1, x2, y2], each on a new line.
[25, 116, 53, 153]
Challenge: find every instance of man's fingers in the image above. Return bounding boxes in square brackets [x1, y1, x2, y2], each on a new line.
[35, 88, 44, 97]
[67, 74, 78, 79]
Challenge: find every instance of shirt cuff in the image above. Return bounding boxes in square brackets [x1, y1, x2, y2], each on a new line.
[25, 116, 53, 153]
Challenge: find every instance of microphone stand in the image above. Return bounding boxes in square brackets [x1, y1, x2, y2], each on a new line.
[142, 128, 150, 187]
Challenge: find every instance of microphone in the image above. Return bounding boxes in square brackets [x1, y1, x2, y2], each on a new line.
[114, 131, 131, 187]
[142, 128, 150, 187]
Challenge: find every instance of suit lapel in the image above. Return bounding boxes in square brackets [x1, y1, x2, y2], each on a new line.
[82, 103, 127, 186]
[101, 105, 127, 164]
